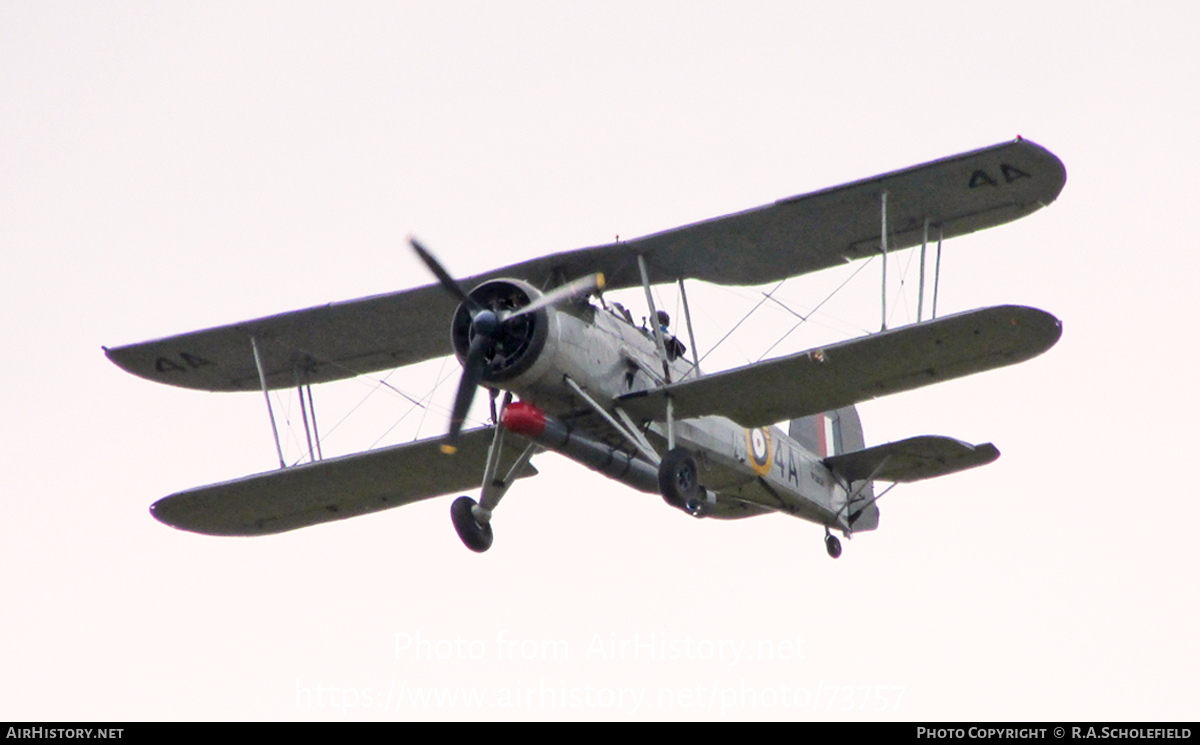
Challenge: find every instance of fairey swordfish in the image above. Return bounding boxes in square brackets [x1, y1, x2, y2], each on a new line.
[106, 138, 1065, 558]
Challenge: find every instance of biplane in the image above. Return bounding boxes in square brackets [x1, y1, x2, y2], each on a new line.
[105, 138, 1065, 558]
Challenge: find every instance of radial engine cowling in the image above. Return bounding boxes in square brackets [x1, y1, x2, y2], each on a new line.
[450, 279, 559, 387]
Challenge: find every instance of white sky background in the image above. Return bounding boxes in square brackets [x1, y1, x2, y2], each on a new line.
[2, 1, 1197, 721]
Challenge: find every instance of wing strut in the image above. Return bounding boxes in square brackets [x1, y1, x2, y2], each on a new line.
[918, 219, 929, 322]
[563, 375, 661, 466]
[677, 278, 702, 379]
[637, 254, 673, 384]
[638, 253, 686, 446]
[880, 191, 889, 332]
[294, 364, 322, 463]
[250, 336, 286, 469]
[916, 220, 945, 322]
[883, 194, 950, 328]
[637, 252, 678, 448]
[933, 226, 944, 319]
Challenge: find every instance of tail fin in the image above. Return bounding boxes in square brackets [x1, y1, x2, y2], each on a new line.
[789, 406, 878, 531]
[787, 404, 866, 458]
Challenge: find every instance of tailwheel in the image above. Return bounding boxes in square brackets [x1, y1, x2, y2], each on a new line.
[658, 447, 699, 511]
[451, 496, 493, 553]
[824, 529, 842, 559]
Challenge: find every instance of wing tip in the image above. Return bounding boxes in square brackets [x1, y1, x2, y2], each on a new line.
[1008, 304, 1064, 357]
[150, 494, 276, 537]
[1011, 135, 1068, 201]
[975, 442, 1002, 465]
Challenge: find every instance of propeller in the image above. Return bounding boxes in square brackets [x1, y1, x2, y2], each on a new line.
[408, 237, 604, 453]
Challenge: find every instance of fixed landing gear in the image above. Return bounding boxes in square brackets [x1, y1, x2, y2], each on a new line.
[824, 528, 842, 559]
[451, 496, 493, 553]
[658, 447, 700, 513]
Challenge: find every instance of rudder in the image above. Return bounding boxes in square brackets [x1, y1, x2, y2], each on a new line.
[789, 406, 879, 531]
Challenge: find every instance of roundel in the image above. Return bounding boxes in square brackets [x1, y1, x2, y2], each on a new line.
[746, 427, 772, 476]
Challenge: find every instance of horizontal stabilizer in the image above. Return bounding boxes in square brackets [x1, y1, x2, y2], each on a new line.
[619, 305, 1062, 428]
[824, 436, 1000, 483]
[150, 427, 536, 536]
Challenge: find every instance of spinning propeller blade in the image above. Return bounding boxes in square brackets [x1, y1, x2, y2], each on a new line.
[443, 332, 493, 453]
[409, 236, 479, 312]
[408, 237, 603, 454]
[506, 273, 605, 320]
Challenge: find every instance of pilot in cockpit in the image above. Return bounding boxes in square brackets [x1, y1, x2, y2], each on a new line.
[655, 310, 687, 361]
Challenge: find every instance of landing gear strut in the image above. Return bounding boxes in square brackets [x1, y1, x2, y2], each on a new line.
[658, 447, 699, 512]
[824, 528, 842, 559]
[451, 496, 493, 553]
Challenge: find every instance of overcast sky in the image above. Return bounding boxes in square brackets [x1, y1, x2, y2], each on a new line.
[2, 1, 1197, 721]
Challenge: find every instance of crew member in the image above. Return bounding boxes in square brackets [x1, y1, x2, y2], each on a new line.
[655, 310, 687, 361]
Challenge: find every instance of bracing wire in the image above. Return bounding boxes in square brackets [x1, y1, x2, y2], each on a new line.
[410, 358, 463, 443]
[694, 278, 788, 368]
[755, 256, 876, 362]
[368, 397, 426, 450]
[415, 355, 450, 441]
[292, 347, 427, 408]
[317, 366, 405, 443]
[887, 242, 918, 327]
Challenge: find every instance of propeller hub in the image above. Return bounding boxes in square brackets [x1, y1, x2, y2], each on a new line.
[451, 280, 548, 384]
[472, 309, 500, 338]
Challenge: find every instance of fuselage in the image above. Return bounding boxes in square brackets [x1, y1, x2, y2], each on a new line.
[461, 279, 864, 532]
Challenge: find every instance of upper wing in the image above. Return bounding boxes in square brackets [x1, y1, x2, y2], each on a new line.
[106, 138, 1064, 391]
[149, 426, 535, 536]
[616, 305, 1062, 428]
[104, 284, 458, 391]
[544, 137, 1065, 288]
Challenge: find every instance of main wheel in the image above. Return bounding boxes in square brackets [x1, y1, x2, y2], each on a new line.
[451, 496, 493, 553]
[658, 447, 699, 510]
[825, 533, 842, 559]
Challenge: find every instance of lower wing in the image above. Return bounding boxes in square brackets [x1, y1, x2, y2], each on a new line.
[150, 427, 535, 536]
[618, 305, 1061, 428]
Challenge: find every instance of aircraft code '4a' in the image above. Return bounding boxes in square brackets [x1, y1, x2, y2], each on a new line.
[968, 164, 1031, 188]
[154, 352, 213, 373]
